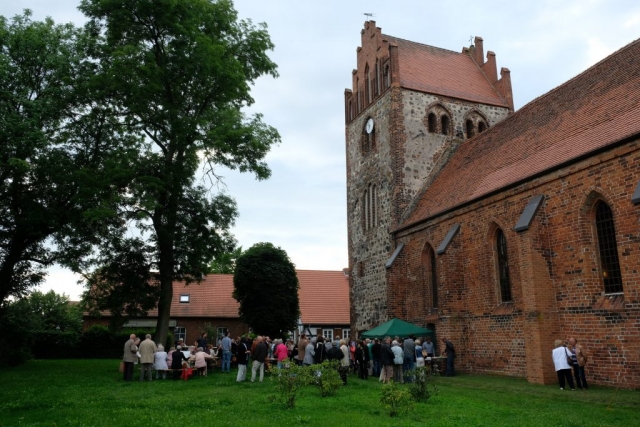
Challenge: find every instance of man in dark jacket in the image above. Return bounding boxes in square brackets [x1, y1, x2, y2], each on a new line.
[371, 338, 382, 377]
[251, 336, 268, 383]
[314, 336, 327, 364]
[380, 336, 395, 383]
[326, 341, 348, 385]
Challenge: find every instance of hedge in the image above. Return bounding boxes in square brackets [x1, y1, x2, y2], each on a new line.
[29, 326, 173, 360]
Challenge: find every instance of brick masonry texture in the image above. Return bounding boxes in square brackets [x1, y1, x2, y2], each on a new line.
[345, 21, 640, 388]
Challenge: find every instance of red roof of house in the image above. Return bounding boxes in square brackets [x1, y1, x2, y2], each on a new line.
[143, 270, 349, 325]
[384, 35, 508, 107]
[401, 37, 640, 229]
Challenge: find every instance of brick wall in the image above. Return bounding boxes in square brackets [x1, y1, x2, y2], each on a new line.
[391, 140, 640, 388]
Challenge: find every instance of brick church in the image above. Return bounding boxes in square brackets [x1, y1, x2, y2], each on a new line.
[345, 21, 640, 388]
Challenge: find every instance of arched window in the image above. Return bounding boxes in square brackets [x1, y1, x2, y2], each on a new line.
[466, 120, 475, 139]
[372, 185, 376, 227]
[478, 121, 487, 133]
[363, 188, 369, 231]
[428, 113, 437, 133]
[496, 229, 512, 302]
[364, 64, 370, 105]
[356, 78, 360, 113]
[374, 59, 380, 96]
[384, 64, 390, 89]
[441, 115, 450, 135]
[430, 248, 438, 308]
[595, 201, 623, 293]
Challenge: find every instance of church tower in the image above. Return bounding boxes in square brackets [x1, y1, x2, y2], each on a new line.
[345, 21, 514, 333]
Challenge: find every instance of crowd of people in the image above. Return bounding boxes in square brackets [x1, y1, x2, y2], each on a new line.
[122, 332, 451, 383]
[124, 331, 590, 392]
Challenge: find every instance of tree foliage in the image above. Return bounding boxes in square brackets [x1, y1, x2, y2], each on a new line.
[0, 11, 137, 302]
[208, 246, 243, 274]
[78, 0, 280, 344]
[233, 243, 299, 338]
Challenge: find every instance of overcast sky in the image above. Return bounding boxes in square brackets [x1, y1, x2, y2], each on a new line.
[3, 0, 639, 300]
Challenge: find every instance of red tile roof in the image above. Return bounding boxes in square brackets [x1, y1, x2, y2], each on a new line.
[144, 270, 349, 325]
[401, 38, 640, 230]
[384, 35, 508, 107]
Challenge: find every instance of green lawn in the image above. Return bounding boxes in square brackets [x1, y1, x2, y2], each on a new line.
[0, 360, 637, 426]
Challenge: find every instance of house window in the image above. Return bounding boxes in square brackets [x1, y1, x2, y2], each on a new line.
[174, 327, 186, 342]
[323, 329, 334, 342]
[217, 327, 228, 339]
[595, 201, 623, 294]
[496, 229, 513, 302]
[179, 294, 190, 303]
[342, 329, 351, 339]
[441, 115, 450, 135]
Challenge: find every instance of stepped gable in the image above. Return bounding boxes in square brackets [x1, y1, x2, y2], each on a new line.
[384, 35, 508, 107]
[400, 37, 640, 230]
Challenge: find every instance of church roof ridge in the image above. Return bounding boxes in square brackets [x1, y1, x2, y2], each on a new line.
[397, 36, 640, 232]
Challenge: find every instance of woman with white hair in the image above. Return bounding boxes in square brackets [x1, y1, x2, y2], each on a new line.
[552, 339, 575, 390]
[391, 340, 404, 383]
[154, 344, 169, 379]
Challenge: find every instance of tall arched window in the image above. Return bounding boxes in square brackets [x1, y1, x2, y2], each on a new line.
[428, 113, 437, 133]
[441, 115, 450, 135]
[374, 59, 380, 96]
[496, 229, 512, 302]
[478, 121, 487, 133]
[364, 64, 370, 105]
[466, 120, 475, 139]
[363, 184, 377, 231]
[430, 248, 438, 308]
[595, 201, 623, 293]
[384, 64, 390, 89]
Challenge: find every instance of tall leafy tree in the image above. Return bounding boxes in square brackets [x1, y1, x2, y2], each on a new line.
[0, 11, 137, 302]
[79, 0, 280, 343]
[233, 243, 300, 338]
[208, 246, 243, 274]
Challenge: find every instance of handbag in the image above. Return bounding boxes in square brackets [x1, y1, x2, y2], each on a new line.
[422, 349, 428, 358]
[564, 348, 574, 366]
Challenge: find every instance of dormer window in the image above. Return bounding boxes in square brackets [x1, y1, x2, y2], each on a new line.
[428, 113, 437, 133]
[179, 294, 190, 303]
[441, 115, 450, 135]
[466, 120, 475, 138]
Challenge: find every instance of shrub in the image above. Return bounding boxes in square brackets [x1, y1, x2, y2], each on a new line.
[268, 362, 310, 409]
[32, 331, 80, 359]
[406, 365, 439, 402]
[312, 360, 343, 397]
[380, 380, 413, 417]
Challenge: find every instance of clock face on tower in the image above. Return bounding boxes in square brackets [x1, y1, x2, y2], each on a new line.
[365, 118, 375, 134]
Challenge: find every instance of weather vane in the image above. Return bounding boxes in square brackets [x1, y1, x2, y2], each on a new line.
[364, 13, 375, 21]
[469, 35, 474, 44]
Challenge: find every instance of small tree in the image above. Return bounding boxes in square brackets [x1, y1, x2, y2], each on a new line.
[268, 363, 309, 409]
[407, 365, 439, 402]
[380, 380, 413, 417]
[313, 360, 343, 397]
[233, 243, 299, 338]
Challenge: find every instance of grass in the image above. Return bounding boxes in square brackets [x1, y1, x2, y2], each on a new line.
[0, 360, 637, 427]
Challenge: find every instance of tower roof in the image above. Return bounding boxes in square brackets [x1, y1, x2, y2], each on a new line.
[399, 37, 640, 231]
[384, 35, 509, 107]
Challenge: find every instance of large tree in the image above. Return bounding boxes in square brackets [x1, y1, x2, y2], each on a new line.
[0, 11, 136, 302]
[233, 243, 300, 338]
[79, 0, 280, 343]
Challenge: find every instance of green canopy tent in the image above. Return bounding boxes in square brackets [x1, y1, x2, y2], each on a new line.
[360, 318, 433, 339]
